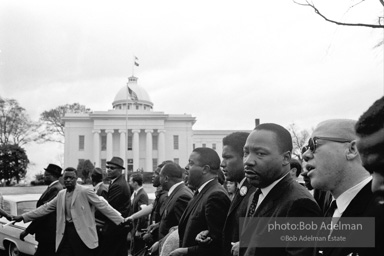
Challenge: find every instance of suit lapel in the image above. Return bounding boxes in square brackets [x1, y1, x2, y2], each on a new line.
[71, 185, 79, 206]
[161, 184, 183, 216]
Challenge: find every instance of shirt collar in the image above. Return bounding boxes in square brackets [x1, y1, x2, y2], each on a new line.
[260, 172, 289, 199]
[334, 176, 372, 217]
[168, 181, 184, 196]
[48, 180, 59, 188]
[198, 178, 214, 193]
[94, 181, 103, 191]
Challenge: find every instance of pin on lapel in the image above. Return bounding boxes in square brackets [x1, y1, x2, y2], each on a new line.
[240, 186, 248, 196]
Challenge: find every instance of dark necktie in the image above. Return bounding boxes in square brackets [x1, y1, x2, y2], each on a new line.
[325, 200, 337, 217]
[247, 189, 262, 217]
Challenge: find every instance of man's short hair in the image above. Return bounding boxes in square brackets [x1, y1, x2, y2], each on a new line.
[254, 123, 293, 153]
[289, 159, 302, 177]
[155, 160, 174, 174]
[193, 147, 221, 174]
[63, 167, 77, 175]
[355, 96, 384, 137]
[162, 163, 183, 179]
[223, 132, 250, 157]
[130, 173, 143, 186]
[91, 168, 104, 183]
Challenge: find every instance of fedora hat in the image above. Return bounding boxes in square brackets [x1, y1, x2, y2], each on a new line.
[106, 157, 125, 169]
[44, 164, 62, 177]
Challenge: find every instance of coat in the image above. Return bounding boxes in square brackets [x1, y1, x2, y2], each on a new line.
[22, 184, 124, 251]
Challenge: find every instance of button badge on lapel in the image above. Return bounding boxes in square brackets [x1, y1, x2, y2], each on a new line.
[240, 186, 248, 196]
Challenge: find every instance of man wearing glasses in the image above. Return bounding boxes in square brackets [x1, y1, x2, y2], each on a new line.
[302, 119, 381, 256]
[98, 156, 132, 256]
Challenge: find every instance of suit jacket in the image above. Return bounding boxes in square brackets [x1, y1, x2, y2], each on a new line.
[25, 180, 63, 243]
[159, 183, 193, 239]
[240, 174, 322, 256]
[22, 184, 124, 251]
[107, 174, 131, 217]
[322, 181, 384, 256]
[131, 187, 149, 233]
[178, 179, 230, 256]
[222, 178, 256, 256]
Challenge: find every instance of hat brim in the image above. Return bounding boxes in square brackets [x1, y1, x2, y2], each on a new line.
[106, 162, 125, 169]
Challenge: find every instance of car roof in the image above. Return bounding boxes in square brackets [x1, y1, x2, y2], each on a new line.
[3, 194, 41, 202]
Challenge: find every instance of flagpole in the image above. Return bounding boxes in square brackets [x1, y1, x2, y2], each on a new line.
[125, 77, 129, 181]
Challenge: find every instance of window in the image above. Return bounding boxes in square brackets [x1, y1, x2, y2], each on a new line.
[79, 135, 85, 150]
[127, 159, 133, 172]
[173, 135, 179, 150]
[101, 159, 106, 171]
[202, 143, 206, 148]
[174, 158, 179, 165]
[127, 134, 133, 150]
[153, 135, 158, 150]
[212, 143, 216, 150]
[193, 143, 195, 150]
[136, 105, 139, 110]
[101, 135, 107, 151]
[153, 159, 158, 171]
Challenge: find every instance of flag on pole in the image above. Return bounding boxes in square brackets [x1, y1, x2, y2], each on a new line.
[134, 56, 139, 66]
[127, 85, 138, 102]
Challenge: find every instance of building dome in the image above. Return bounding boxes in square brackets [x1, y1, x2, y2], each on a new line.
[112, 76, 153, 111]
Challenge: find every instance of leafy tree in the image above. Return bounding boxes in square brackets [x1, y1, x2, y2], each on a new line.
[0, 144, 29, 184]
[77, 159, 94, 184]
[0, 97, 37, 146]
[38, 103, 91, 143]
[287, 123, 310, 163]
[31, 172, 45, 186]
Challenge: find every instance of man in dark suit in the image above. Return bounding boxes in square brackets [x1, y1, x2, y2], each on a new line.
[158, 162, 193, 239]
[303, 119, 384, 256]
[20, 163, 63, 256]
[170, 147, 230, 256]
[97, 157, 131, 256]
[129, 172, 149, 254]
[196, 132, 255, 256]
[241, 123, 321, 256]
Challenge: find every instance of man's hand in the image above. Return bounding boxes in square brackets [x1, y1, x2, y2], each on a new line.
[195, 230, 212, 245]
[147, 222, 159, 233]
[12, 215, 23, 222]
[20, 231, 28, 241]
[169, 248, 188, 256]
[4, 213, 12, 221]
[231, 241, 239, 256]
[149, 241, 159, 255]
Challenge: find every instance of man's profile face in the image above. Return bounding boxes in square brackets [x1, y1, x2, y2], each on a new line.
[44, 171, 55, 185]
[357, 127, 384, 194]
[185, 152, 204, 189]
[152, 168, 161, 187]
[63, 171, 77, 191]
[106, 164, 122, 179]
[243, 130, 286, 188]
[221, 145, 244, 183]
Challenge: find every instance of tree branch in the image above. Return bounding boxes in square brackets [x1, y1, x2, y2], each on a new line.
[294, 0, 384, 28]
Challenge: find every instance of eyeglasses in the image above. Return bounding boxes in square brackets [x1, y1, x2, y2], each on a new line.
[106, 166, 119, 170]
[302, 136, 352, 154]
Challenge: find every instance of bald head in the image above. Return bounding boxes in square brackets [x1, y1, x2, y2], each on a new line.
[313, 119, 357, 141]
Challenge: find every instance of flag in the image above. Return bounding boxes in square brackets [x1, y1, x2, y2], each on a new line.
[134, 56, 139, 67]
[127, 85, 138, 102]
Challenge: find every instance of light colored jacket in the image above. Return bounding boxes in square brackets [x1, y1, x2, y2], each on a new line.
[22, 184, 124, 251]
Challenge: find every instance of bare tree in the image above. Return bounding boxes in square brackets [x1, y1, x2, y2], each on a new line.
[38, 103, 91, 143]
[0, 97, 37, 146]
[294, 0, 384, 29]
[287, 123, 310, 163]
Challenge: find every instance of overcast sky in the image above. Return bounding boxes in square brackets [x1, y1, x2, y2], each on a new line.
[0, 0, 383, 180]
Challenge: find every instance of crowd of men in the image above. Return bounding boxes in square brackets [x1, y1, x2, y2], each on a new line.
[3, 95, 383, 256]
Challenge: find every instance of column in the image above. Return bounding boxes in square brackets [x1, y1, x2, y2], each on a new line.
[119, 129, 127, 169]
[92, 129, 101, 167]
[145, 129, 153, 172]
[132, 129, 140, 172]
[158, 129, 166, 163]
[106, 129, 114, 161]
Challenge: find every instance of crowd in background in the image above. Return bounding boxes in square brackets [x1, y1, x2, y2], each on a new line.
[0, 95, 383, 256]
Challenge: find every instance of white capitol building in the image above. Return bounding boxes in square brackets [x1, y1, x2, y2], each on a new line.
[63, 76, 245, 172]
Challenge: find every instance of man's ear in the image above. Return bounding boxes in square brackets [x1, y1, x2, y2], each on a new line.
[202, 165, 210, 175]
[346, 140, 359, 161]
[282, 151, 291, 166]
